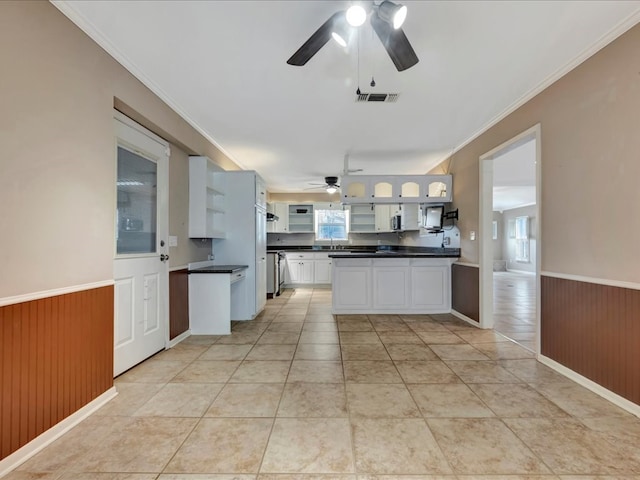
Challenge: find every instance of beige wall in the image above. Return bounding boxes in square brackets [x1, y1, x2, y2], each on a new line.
[0, 1, 239, 298]
[440, 23, 640, 283]
[268, 192, 340, 203]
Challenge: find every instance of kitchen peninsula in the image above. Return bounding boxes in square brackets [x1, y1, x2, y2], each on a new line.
[328, 246, 460, 314]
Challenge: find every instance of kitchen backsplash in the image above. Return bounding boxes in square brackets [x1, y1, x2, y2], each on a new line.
[267, 232, 400, 247]
[402, 226, 461, 248]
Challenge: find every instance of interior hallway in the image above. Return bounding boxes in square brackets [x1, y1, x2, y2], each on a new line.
[7, 288, 640, 478]
[494, 271, 537, 351]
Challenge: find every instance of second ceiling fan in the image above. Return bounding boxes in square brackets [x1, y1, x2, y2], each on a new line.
[287, 1, 419, 72]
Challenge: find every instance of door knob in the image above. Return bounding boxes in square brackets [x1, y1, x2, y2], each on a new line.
[160, 254, 169, 262]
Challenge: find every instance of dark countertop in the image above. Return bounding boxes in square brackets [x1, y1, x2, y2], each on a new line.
[189, 265, 248, 274]
[328, 251, 460, 259]
[267, 245, 460, 258]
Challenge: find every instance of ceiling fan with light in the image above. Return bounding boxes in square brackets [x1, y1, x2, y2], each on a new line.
[305, 176, 341, 194]
[287, 1, 419, 72]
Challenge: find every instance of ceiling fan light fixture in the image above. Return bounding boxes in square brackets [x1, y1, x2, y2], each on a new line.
[378, 1, 407, 29]
[326, 185, 338, 194]
[346, 5, 367, 27]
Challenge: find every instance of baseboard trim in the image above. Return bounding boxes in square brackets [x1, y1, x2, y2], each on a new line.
[0, 387, 118, 477]
[167, 329, 191, 348]
[451, 309, 483, 328]
[537, 354, 640, 418]
[283, 284, 331, 289]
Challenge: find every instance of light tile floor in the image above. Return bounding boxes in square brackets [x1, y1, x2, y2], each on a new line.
[9, 288, 640, 479]
[494, 271, 536, 351]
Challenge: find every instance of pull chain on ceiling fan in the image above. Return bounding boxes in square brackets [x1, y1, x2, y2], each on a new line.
[286, 1, 419, 72]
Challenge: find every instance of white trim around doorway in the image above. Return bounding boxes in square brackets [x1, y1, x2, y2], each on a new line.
[478, 124, 542, 353]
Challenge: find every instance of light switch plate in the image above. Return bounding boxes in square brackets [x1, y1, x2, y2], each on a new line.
[470, 231, 476, 241]
[169, 235, 178, 247]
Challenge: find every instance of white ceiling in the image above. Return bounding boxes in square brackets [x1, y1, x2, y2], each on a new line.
[55, 1, 640, 193]
[492, 138, 536, 212]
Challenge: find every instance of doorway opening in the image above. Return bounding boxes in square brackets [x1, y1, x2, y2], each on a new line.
[113, 111, 170, 376]
[479, 125, 541, 353]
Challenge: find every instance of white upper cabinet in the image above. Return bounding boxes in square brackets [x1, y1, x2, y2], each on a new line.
[188, 156, 226, 238]
[400, 203, 421, 231]
[343, 177, 371, 202]
[341, 175, 452, 204]
[267, 202, 289, 233]
[375, 204, 398, 232]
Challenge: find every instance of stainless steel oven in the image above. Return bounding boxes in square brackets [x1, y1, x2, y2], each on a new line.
[267, 251, 286, 297]
[267, 252, 277, 297]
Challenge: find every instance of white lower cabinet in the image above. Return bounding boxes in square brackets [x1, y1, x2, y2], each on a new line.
[285, 252, 315, 284]
[314, 259, 332, 284]
[372, 260, 411, 309]
[411, 265, 448, 309]
[283, 251, 334, 285]
[300, 262, 314, 283]
[332, 261, 371, 308]
[332, 257, 453, 314]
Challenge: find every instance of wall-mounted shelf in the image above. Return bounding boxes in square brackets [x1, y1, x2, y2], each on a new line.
[349, 204, 376, 233]
[189, 156, 226, 238]
[287, 204, 314, 232]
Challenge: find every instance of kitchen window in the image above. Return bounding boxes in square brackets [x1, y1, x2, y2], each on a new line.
[515, 215, 530, 262]
[315, 208, 349, 241]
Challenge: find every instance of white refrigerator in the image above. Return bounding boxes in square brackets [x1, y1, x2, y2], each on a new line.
[212, 171, 267, 320]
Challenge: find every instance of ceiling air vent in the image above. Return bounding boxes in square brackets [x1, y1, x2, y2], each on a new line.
[355, 92, 400, 103]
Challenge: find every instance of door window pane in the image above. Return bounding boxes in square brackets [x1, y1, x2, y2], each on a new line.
[116, 146, 157, 254]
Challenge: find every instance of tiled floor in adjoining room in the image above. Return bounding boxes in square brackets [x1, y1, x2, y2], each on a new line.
[494, 271, 537, 351]
[9, 287, 640, 479]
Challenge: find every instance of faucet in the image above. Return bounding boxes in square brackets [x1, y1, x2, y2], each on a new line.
[330, 237, 334, 250]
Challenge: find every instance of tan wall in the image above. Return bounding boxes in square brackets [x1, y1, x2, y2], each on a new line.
[268, 192, 340, 203]
[0, 1, 239, 298]
[442, 23, 640, 283]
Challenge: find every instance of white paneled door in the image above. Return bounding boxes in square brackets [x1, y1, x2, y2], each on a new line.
[113, 112, 169, 376]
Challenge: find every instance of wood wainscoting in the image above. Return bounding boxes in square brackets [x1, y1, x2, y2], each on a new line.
[541, 275, 640, 406]
[0, 286, 114, 460]
[169, 269, 189, 340]
[451, 264, 480, 322]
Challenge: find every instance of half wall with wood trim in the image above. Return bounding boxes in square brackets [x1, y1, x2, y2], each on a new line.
[169, 269, 189, 340]
[0, 286, 114, 461]
[541, 275, 640, 406]
[451, 264, 480, 323]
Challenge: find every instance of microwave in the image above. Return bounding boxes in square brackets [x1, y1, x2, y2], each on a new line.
[391, 214, 402, 231]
